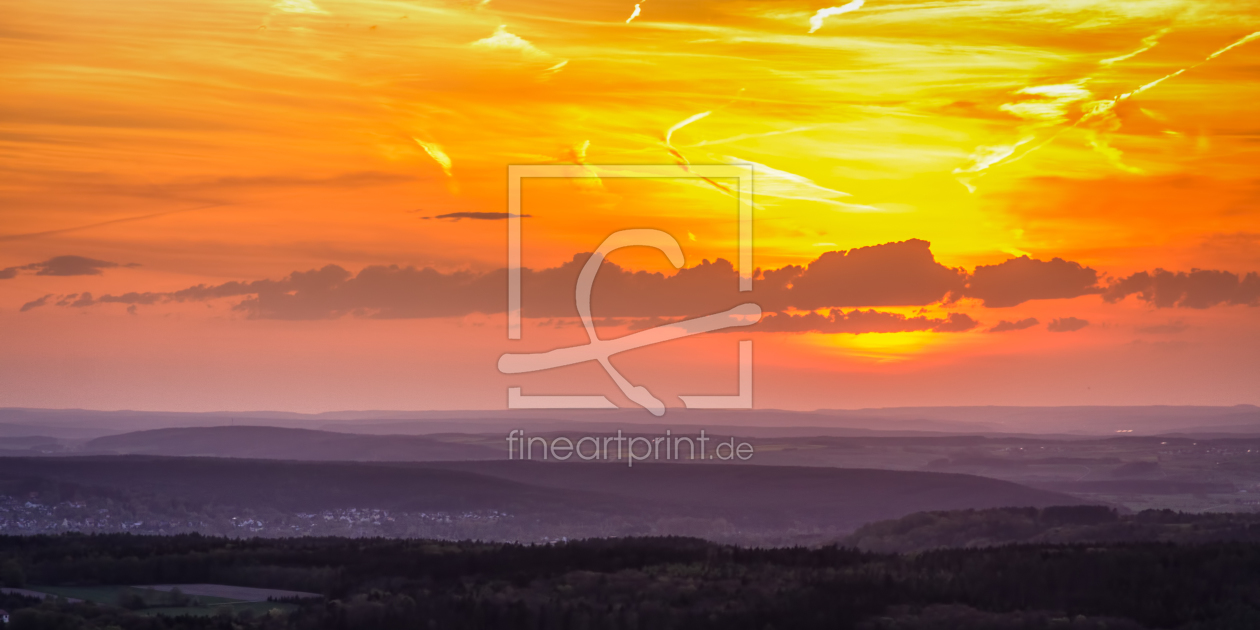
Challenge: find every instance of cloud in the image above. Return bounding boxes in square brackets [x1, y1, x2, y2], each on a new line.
[989, 317, 1039, 332]
[37, 257, 736, 320]
[472, 25, 549, 59]
[777, 239, 967, 310]
[964, 255, 1101, 307]
[273, 0, 327, 14]
[20, 294, 53, 312]
[424, 212, 531, 221]
[808, 1, 865, 34]
[29, 243, 966, 320]
[32, 242, 1250, 324]
[1047, 317, 1089, 332]
[1104, 269, 1260, 309]
[999, 83, 1092, 126]
[934, 312, 981, 332]
[34, 255, 125, 276]
[0, 255, 130, 279]
[541, 60, 568, 78]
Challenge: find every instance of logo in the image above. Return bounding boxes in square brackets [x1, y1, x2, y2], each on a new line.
[497, 165, 760, 416]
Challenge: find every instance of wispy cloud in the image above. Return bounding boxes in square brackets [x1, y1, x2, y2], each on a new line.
[726, 157, 882, 212]
[808, 0, 865, 34]
[272, 0, 327, 14]
[541, 59, 568, 77]
[999, 83, 1093, 126]
[472, 25, 550, 59]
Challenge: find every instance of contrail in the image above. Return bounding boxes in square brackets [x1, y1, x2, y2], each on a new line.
[412, 138, 453, 178]
[660, 111, 734, 194]
[687, 125, 825, 148]
[1100, 28, 1170, 66]
[956, 30, 1260, 185]
[809, 0, 864, 34]
[1206, 31, 1260, 60]
[0, 203, 230, 243]
[1081, 30, 1259, 126]
[626, 0, 645, 24]
[664, 111, 711, 149]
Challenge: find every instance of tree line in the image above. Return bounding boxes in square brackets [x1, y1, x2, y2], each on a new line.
[3, 532, 1260, 629]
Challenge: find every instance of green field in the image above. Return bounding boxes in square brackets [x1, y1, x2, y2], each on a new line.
[21, 585, 293, 617]
[139, 602, 299, 617]
[24, 585, 129, 603]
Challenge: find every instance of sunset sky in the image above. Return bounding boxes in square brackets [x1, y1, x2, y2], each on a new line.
[1, 0, 1258, 413]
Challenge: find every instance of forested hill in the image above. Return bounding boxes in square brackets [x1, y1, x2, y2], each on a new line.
[4, 534, 1260, 629]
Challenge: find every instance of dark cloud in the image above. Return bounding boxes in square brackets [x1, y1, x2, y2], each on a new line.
[19, 294, 53, 312]
[26, 241, 1254, 329]
[752, 310, 977, 334]
[1047, 317, 1089, 333]
[989, 317, 1039, 333]
[23, 247, 969, 324]
[933, 313, 982, 332]
[1104, 269, 1260, 308]
[32, 255, 123, 276]
[776, 239, 967, 310]
[425, 212, 532, 221]
[964, 256, 1100, 307]
[0, 255, 129, 279]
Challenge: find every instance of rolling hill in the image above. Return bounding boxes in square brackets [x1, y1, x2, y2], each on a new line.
[0, 455, 1091, 535]
[85, 426, 500, 461]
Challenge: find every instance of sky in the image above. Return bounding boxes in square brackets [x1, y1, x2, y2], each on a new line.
[1, 0, 1258, 413]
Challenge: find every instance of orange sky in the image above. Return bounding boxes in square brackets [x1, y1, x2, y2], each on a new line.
[1, 0, 1258, 412]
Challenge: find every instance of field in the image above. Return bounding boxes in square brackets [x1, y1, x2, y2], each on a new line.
[19, 584, 306, 618]
[140, 584, 319, 601]
[138, 601, 299, 617]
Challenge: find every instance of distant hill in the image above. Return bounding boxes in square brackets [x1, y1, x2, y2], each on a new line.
[844, 506, 1260, 553]
[0, 456, 1092, 536]
[6, 405, 1260, 437]
[85, 426, 501, 461]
